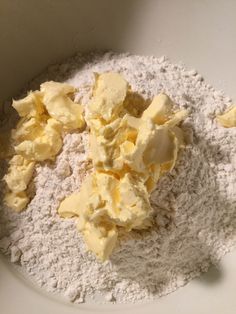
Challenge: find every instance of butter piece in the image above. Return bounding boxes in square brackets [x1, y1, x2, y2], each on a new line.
[142, 93, 188, 127]
[216, 105, 236, 128]
[15, 118, 62, 161]
[82, 220, 118, 262]
[59, 171, 152, 260]
[117, 173, 152, 229]
[59, 174, 118, 261]
[12, 115, 47, 143]
[6, 80, 85, 212]
[142, 93, 173, 124]
[58, 73, 188, 261]
[41, 81, 84, 130]
[4, 191, 29, 212]
[89, 72, 128, 121]
[4, 155, 35, 193]
[123, 122, 176, 173]
[58, 192, 88, 218]
[12, 91, 44, 117]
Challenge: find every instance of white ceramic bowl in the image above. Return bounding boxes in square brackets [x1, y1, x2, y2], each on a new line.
[0, 1, 236, 313]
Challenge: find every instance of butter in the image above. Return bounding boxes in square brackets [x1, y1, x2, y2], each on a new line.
[58, 72, 188, 261]
[58, 171, 152, 260]
[5, 81, 85, 211]
[4, 155, 35, 193]
[89, 72, 128, 122]
[15, 118, 63, 161]
[216, 105, 236, 128]
[83, 221, 117, 261]
[12, 115, 48, 143]
[58, 175, 117, 261]
[3, 155, 35, 212]
[4, 191, 29, 212]
[41, 81, 85, 130]
[12, 91, 44, 117]
[142, 93, 173, 124]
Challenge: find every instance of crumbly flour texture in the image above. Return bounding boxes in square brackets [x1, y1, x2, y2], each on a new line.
[0, 52, 236, 303]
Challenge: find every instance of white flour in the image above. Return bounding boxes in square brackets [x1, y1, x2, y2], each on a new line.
[0, 52, 236, 303]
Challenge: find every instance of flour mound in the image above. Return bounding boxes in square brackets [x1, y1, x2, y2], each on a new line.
[0, 52, 236, 303]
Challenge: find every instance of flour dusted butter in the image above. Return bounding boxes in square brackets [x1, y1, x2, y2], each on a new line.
[4, 81, 85, 212]
[58, 72, 188, 261]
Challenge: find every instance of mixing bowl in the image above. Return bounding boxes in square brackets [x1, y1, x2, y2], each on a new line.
[0, 1, 236, 313]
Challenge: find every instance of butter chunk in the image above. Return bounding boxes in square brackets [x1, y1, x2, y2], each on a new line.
[12, 115, 47, 143]
[89, 117, 135, 171]
[58, 175, 96, 218]
[165, 109, 188, 127]
[5, 80, 85, 212]
[15, 118, 62, 161]
[82, 220, 118, 262]
[142, 93, 188, 127]
[58, 171, 152, 260]
[142, 93, 173, 124]
[117, 173, 152, 229]
[123, 122, 176, 173]
[4, 191, 29, 212]
[12, 91, 44, 117]
[41, 81, 84, 130]
[144, 163, 161, 193]
[89, 72, 128, 121]
[4, 155, 35, 193]
[57, 72, 189, 261]
[58, 193, 84, 218]
[58, 174, 118, 261]
[216, 105, 236, 128]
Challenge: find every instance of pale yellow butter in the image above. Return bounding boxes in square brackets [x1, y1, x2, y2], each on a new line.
[5, 81, 85, 211]
[41, 81, 84, 130]
[58, 73, 188, 261]
[82, 220, 118, 262]
[4, 155, 35, 193]
[12, 115, 47, 143]
[12, 91, 44, 118]
[4, 191, 29, 212]
[89, 72, 128, 122]
[3, 155, 35, 212]
[142, 93, 173, 124]
[216, 105, 236, 128]
[58, 171, 152, 260]
[15, 118, 62, 161]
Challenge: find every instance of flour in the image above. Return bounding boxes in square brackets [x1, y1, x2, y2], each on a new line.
[0, 52, 236, 303]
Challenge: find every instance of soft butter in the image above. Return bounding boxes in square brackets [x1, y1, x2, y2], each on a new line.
[4, 81, 85, 212]
[216, 105, 236, 128]
[58, 72, 188, 261]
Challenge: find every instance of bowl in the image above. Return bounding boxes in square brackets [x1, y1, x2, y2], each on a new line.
[0, 1, 236, 313]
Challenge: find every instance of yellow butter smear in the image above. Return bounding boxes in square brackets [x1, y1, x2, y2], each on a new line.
[58, 72, 188, 261]
[4, 82, 85, 212]
[216, 105, 236, 128]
